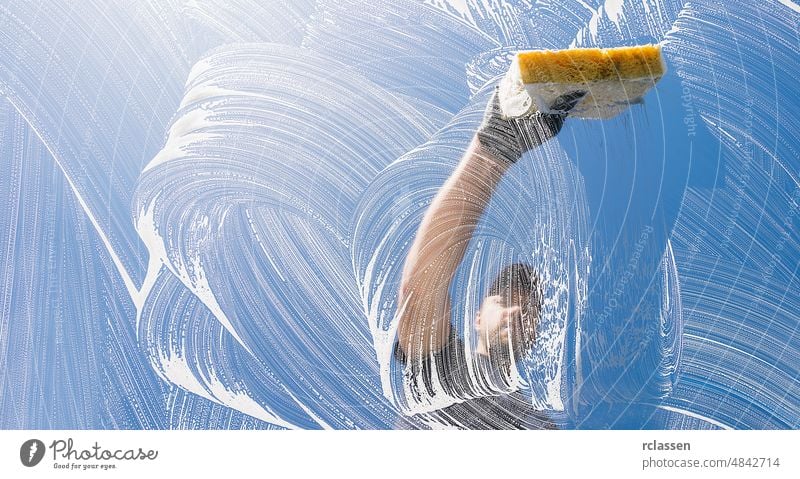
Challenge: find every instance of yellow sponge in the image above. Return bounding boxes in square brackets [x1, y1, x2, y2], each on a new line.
[499, 44, 666, 119]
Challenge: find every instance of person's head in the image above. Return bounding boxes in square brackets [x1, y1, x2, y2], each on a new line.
[475, 263, 543, 360]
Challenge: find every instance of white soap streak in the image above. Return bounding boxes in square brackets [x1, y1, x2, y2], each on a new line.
[425, 0, 479, 28]
[0, 100, 167, 428]
[1, 2, 282, 427]
[139, 267, 318, 428]
[135, 199, 247, 355]
[656, 0, 800, 427]
[548, 0, 799, 428]
[660, 240, 684, 383]
[1, 2, 298, 428]
[0, 1, 197, 288]
[3, 96, 139, 307]
[156, 350, 295, 428]
[572, 0, 682, 47]
[183, 0, 316, 45]
[667, 181, 800, 427]
[656, 405, 732, 430]
[134, 43, 446, 428]
[304, 0, 500, 108]
[515, 153, 593, 412]
[579, 237, 684, 423]
[604, 0, 626, 28]
[777, 0, 800, 14]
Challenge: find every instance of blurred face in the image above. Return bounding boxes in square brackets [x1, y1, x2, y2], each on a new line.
[476, 291, 537, 360]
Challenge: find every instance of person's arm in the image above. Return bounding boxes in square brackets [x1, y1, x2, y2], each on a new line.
[396, 136, 510, 357]
[395, 88, 585, 358]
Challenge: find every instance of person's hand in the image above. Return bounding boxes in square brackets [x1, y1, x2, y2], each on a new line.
[476, 87, 586, 164]
[475, 295, 522, 355]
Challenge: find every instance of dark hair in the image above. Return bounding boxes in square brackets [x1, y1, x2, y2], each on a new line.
[487, 262, 543, 316]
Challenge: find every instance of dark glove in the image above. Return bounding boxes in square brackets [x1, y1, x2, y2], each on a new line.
[477, 87, 586, 164]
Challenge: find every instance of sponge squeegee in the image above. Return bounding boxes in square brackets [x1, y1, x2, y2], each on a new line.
[498, 44, 666, 119]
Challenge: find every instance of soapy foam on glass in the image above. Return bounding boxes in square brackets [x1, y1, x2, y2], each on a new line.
[499, 45, 666, 119]
[2, 0, 799, 430]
